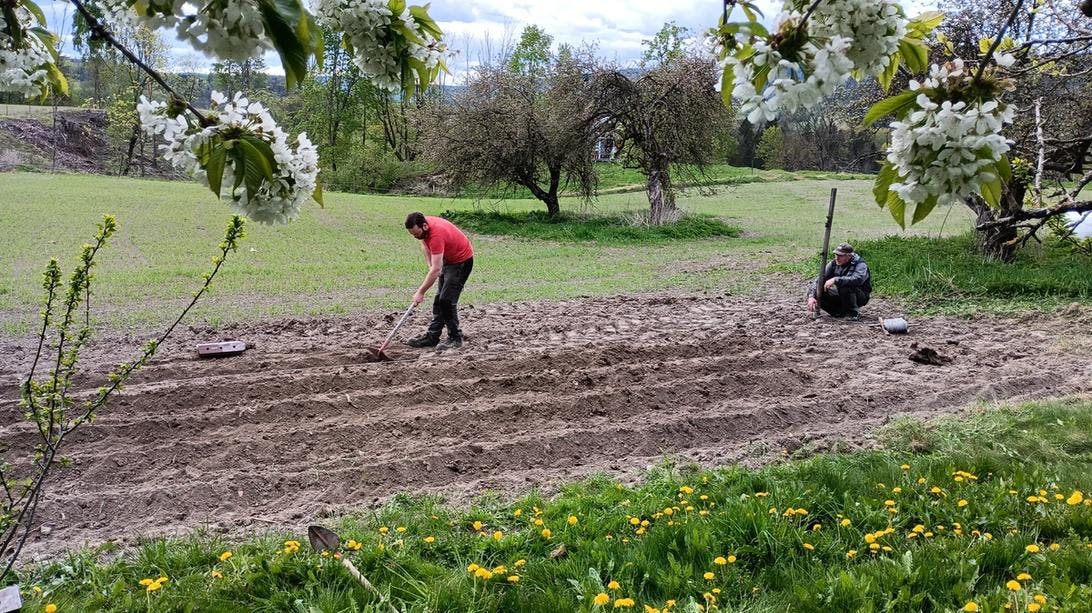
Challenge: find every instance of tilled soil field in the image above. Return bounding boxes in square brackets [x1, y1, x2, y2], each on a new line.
[2, 292, 1090, 558]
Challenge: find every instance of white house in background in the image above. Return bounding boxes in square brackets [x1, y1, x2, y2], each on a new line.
[1065, 211, 1092, 238]
[594, 135, 618, 161]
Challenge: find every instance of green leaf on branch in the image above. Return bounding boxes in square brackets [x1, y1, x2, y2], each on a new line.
[312, 183, 323, 207]
[258, 0, 316, 89]
[205, 146, 228, 198]
[996, 154, 1012, 185]
[410, 5, 443, 39]
[898, 38, 929, 73]
[911, 194, 938, 225]
[878, 53, 900, 91]
[740, 1, 764, 21]
[885, 191, 908, 230]
[233, 137, 275, 198]
[23, 0, 48, 28]
[864, 90, 918, 126]
[980, 172, 1003, 208]
[873, 163, 900, 206]
[721, 62, 735, 108]
[907, 11, 944, 36]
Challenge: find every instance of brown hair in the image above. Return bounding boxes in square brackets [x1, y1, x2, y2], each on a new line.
[405, 212, 427, 229]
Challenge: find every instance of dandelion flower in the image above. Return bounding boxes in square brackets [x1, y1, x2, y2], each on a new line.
[45, 606, 58, 613]
[472, 521, 482, 532]
[957, 499, 968, 507]
[846, 549, 858, 558]
[1067, 491, 1084, 505]
[727, 555, 737, 563]
[703, 571, 715, 580]
[467, 563, 479, 572]
[608, 580, 621, 590]
[1016, 572, 1032, 581]
[900, 464, 910, 470]
[568, 515, 579, 526]
[211, 570, 223, 579]
[424, 536, 435, 544]
[714, 556, 727, 565]
[474, 567, 494, 580]
[541, 528, 552, 539]
[493, 531, 504, 541]
[219, 551, 233, 562]
[803, 543, 815, 551]
[841, 518, 852, 527]
[1028, 604, 1041, 612]
[1049, 543, 1060, 551]
[514, 509, 523, 517]
[1006, 580, 1022, 591]
[379, 526, 389, 535]
[507, 575, 520, 583]
[613, 598, 635, 609]
[594, 592, 611, 606]
[962, 603, 979, 612]
[1033, 595, 1047, 604]
[1025, 544, 1040, 553]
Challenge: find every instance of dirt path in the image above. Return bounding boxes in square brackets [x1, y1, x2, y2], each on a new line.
[2, 292, 1090, 559]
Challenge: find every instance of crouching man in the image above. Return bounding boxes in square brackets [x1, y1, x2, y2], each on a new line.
[807, 243, 871, 320]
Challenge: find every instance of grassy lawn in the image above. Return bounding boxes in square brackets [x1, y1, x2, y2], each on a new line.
[0, 171, 970, 335]
[19, 399, 1092, 612]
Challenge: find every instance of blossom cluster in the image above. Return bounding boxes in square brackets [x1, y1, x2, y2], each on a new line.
[731, 27, 855, 125]
[0, 6, 52, 97]
[809, 0, 906, 77]
[315, 0, 444, 91]
[104, 0, 269, 61]
[137, 91, 319, 224]
[727, 0, 909, 125]
[887, 60, 1014, 208]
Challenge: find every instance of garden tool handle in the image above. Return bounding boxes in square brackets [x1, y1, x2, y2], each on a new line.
[378, 303, 416, 353]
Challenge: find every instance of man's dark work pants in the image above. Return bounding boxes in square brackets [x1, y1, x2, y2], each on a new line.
[426, 257, 473, 339]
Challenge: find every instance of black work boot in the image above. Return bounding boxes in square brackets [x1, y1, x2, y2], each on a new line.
[437, 335, 463, 350]
[406, 333, 440, 348]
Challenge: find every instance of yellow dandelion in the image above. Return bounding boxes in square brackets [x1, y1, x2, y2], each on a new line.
[727, 554, 737, 563]
[1006, 580, 1022, 591]
[568, 515, 579, 526]
[493, 531, 504, 541]
[424, 536, 435, 544]
[1016, 572, 1032, 581]
[541, 528, 552, 539]
[963, 602, 979, 612]
[1025, 544, 1040, 553]
[219, 551, 232, 562]
[608, 580, 621, 590]
[812, 524, 822, 532]
[613, 598, 635, 609]
[1049, 543, 1060, 551]
[211, 570, 223, 579]
[957, 499, 968, 507]
[840, 518, 852, 527]
[714, 556, 727, 565]
[379, 526, 389, 535]
[396, 526, 406, 533]
[513, 508, 523, 517]
[846, 549, 858, 558]
[1028, 604, 1041, 612]
[703, 571, 715, 580]
[892, 487, 902, 493]
[467, 563, 480, 572]
[680, 486, 694, 494]
[1067, 491, 1084, 505]
[507, 575, 520, 583]
[900, 464, 910, 470]
[1033, 594, 1047, 604]
[474, 568, 494, 580]
[472, 521, 482, 532]
[803, 543, 815, 551]
[593, 592, 611, 606]
[45, 605, 58, 613]
[515, 559, 526, 568]
[663, 507, 674, 516]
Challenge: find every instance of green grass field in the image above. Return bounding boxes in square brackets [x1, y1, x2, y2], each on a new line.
[0, 171, 971, 335]
[19, 399, 1092, 612]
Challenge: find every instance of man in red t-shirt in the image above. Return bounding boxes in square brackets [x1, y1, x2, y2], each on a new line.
[404, 212, 475, 349]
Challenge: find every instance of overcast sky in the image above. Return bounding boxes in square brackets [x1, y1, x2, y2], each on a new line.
[40, 0, 940, 81]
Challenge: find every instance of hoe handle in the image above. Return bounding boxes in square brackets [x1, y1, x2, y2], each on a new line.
[378, 304, 416, 353]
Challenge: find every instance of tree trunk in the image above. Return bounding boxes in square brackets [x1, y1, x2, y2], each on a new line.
[524, 168, 562, 217]
[647, 158, 675, 225]
[964, 180, 1027, 262]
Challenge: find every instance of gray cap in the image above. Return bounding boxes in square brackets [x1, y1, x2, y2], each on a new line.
[834, 243, 854, 255]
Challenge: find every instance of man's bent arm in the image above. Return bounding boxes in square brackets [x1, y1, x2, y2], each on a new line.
[416, 252, 444, 297]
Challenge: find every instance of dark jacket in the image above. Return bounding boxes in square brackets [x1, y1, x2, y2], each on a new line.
[808, 254, 872, 297]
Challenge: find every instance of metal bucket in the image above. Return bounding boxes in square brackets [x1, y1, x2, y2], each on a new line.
[880, 317, 909, 334]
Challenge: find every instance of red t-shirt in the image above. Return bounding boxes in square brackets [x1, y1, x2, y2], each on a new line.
[423, 216, 474, 264]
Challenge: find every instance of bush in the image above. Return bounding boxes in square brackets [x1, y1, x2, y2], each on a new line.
[440, 209, 740, 244]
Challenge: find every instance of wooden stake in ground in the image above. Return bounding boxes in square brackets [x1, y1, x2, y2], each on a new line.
[813, 188, 838, 319]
